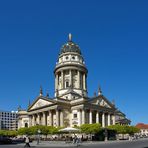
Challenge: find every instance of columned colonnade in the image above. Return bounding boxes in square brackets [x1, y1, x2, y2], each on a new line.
[29, 109, 64, 127]
[55, 69, 87, 91]
[29, 109, 115, 128]
[77, 109, 115, 127]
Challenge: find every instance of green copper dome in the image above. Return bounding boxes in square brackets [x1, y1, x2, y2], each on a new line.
[60, 34, 82, 55]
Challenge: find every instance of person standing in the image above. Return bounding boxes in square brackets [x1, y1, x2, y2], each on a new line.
[24, 136, 30, 147]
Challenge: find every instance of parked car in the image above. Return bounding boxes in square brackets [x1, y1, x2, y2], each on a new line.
[0, 136, 12, 144]
[12, 137, 25, 144]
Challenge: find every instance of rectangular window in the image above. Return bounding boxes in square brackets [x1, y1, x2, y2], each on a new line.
[73, 114, 77, 118]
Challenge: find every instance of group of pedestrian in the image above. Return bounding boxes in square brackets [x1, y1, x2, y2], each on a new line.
[24, 135, 82, 147]
[73, 135, 81, 146]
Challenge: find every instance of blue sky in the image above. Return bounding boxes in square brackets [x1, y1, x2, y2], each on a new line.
[0, 0, 148, 125]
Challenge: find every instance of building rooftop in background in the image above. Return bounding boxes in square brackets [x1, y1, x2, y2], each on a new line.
[136, 123, 148, 137]
[136, 123, 148, 129]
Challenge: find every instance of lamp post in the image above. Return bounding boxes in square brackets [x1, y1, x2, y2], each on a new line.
[104, 128, 108, 141]
[37, 129, 41, 145]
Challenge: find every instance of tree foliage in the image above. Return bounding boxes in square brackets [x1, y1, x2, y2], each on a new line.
[126, 126, 140, 135]
[17, 125, 60, 136]
[80, 123, 101, 134]
[107, 124, 140, 135]
[0, 130, 17, 137]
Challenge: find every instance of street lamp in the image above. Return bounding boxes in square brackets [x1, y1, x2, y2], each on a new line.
[37, 129, 41, 145]
[104, 128, 108, 141]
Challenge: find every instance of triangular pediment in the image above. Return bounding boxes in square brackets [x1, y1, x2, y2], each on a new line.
[59, 90, 82, 100]
[89, 95, 114, 109]
[28, 97, 55, 111]
[60, 89, 81, 97]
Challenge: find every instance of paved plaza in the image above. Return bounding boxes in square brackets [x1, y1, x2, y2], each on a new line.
[0, 138, 148, 148]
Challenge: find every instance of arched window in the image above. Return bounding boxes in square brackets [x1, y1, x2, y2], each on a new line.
[25, 123, 28, 128]
[66, 81, 69, 88]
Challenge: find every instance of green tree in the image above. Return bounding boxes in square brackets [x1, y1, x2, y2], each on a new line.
[80, 123, 101, 140]
[0, 130, 5, 136]
[108, 125, 140, 135]
[108, 124, 127, 134]
[108, 124, 140, 140]
[6, 130, 17, 137]
[17, 125, 61, 136]
[80, 123, 101, 134]
[17, 127, 30, 135]
[126, 126, 140, 135]
[0, 130, 17, 137]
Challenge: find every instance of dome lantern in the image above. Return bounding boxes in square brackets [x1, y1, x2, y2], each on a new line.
[60, 34, 82, 55]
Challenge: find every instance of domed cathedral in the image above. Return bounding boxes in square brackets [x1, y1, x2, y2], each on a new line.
[54, 33, 88, 99]
[18, 34, 130, 129]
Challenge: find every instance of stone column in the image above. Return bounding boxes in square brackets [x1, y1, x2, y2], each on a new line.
[60, 111, 64, 127]
[41, 113, 44, 125]
[78, 109, 82, 126]
[102, 112, 105, 127]
[32, 115, 35, 126]
[42, 112, 46, 126]
[56, 109, 60, 127]
[77, 71, 80, 88]
[89, 110, 92, 124]
[55, 74, 58, 90]
[48, 110, 52, 126]
[85, 75, 87, 90]
[108, 114, 111, 126]
[83, 74, 86, 90]
[70, 70, 72, 86]
[61, 71, 64, 89]
[96, 111, 99, 123]
[112, 115, 115, 125]
[71, 70, 73, 87]
[82, 110, 85, 124]
[37, 113, 40, 125]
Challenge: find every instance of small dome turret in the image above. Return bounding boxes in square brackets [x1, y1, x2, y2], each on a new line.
[60, 34, 82, 55]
